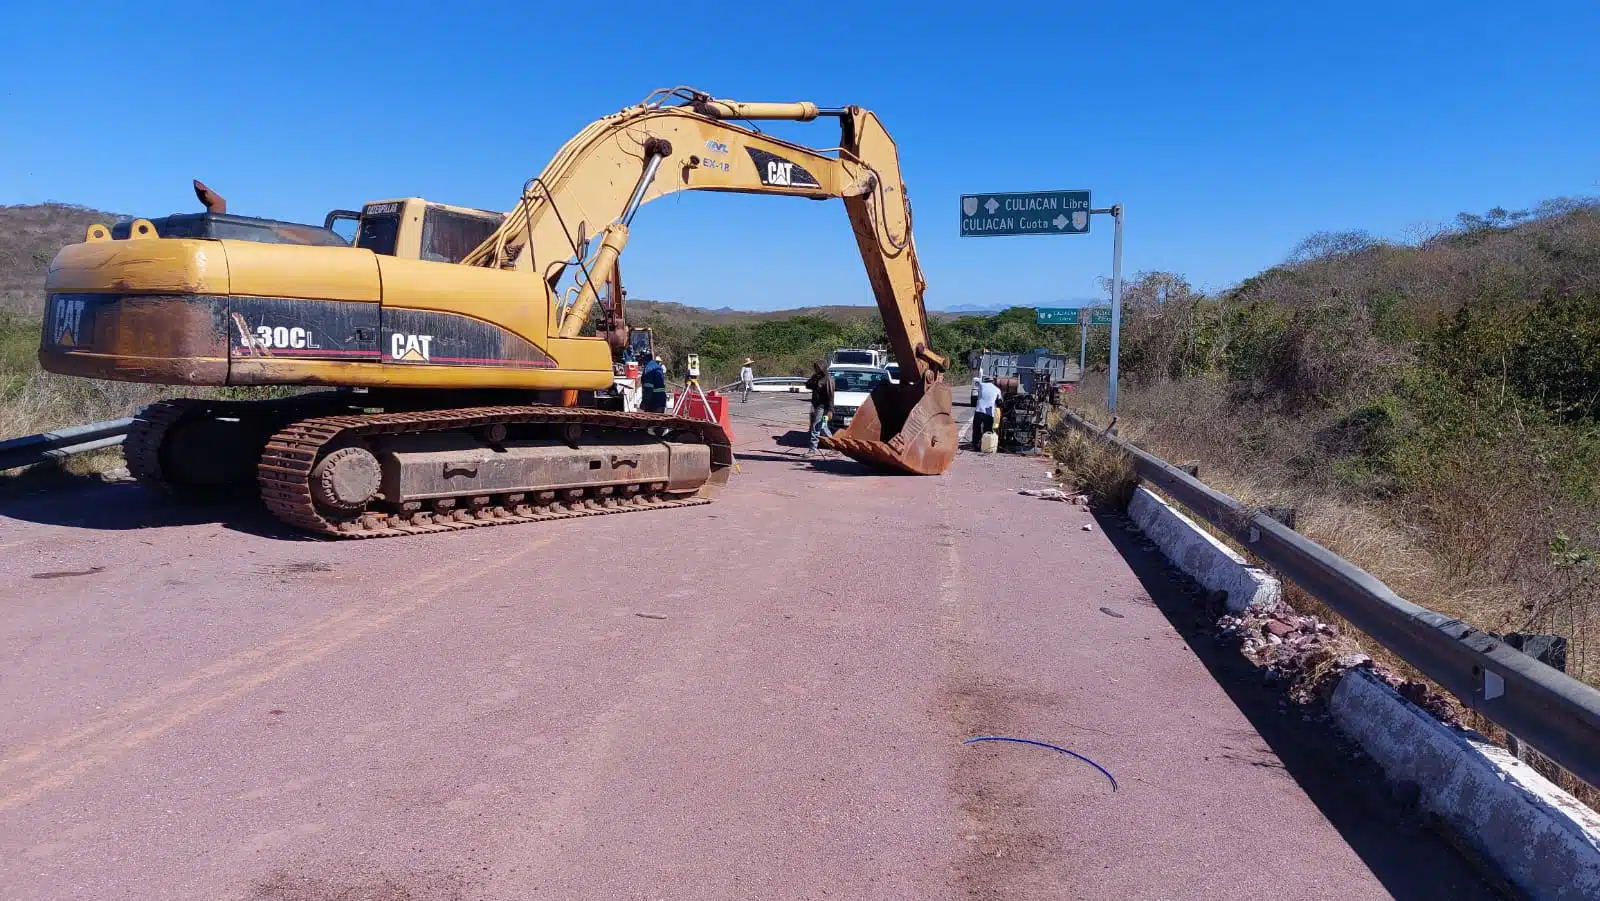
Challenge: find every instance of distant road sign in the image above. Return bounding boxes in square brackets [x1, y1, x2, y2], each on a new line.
[1081, 307, 1112, 326]
[961, 190, 1092, 237]
[1035, 308, 1076, 325]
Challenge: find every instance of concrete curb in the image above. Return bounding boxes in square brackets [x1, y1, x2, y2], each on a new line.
[1127, 487, 1280, 613]
[1332, 669, 1600, 901]
[1128, 483, 1600, 900]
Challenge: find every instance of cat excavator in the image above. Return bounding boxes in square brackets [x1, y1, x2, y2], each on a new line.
[37, 87, 958, 539]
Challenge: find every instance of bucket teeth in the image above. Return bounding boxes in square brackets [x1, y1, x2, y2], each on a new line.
[823, 381, 957, 475]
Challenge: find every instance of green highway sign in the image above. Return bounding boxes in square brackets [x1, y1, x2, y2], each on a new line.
[1037, 306, 1113, 326]
[961, 190, 1092, 237]
[1082, 306, 1112, 326]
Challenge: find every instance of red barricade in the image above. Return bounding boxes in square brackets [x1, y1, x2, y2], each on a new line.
[672, 389, 734, 442]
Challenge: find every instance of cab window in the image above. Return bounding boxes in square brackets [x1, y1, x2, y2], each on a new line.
[420, 206, 502, 263]
[356, 215, 400, 256]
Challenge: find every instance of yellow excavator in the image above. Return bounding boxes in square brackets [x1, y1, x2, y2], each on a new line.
[38, 87, 958, 538]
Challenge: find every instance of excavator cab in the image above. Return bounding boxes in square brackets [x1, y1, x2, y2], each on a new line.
[347, 198, 506, 263]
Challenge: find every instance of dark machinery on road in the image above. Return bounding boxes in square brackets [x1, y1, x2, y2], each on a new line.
[995, 369, 1061, 453]
[37, 88, 957, 539]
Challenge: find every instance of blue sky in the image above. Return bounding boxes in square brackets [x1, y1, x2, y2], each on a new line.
[3, 2, 1596, 311]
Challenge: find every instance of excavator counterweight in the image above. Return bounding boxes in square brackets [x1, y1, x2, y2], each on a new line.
[36, 87, 956, 538]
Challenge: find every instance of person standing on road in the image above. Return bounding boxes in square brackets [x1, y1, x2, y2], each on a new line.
[972, 376, 1001, 450]
[739, 358, 756, 403]
[804, 360, 835, 454]
[640, 352, 669, 414]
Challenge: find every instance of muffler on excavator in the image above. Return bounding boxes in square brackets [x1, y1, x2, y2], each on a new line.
[824, 379, 958, 475]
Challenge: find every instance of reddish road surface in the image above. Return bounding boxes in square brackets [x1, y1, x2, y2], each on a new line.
[1, 395, 1499, 900]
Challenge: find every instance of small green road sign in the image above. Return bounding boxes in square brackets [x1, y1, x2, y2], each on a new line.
[1035, 308, 1076, 325]
[961, 190, 1092, 237]
[1081, 307, 1112, 326]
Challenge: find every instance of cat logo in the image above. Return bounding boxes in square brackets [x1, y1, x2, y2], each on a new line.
[746, 147, 820, 189]
[390, 332, 434, 362]
[51, 297, 85, 346]
[766, 161, 795, 186]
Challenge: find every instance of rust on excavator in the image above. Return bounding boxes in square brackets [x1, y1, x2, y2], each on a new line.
[193, 179, 226, 214]
[825, 380, 957, 475]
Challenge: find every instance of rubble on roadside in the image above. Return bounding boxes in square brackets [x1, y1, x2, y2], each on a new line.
[1218, 599, 1462, 725]
[1107, 512, 1466, 727]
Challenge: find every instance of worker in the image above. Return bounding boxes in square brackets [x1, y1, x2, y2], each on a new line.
[804, 359, 835, 454]
[739, 357, 756, 403]
[640, 352, 668, 414]
[972, 375, 1001, 451]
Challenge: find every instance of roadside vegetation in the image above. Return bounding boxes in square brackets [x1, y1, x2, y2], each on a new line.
[1077, 199, 1600, 685]
[1046, 199, 1600, 804]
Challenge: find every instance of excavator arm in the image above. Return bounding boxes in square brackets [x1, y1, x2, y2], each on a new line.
[462, 89, 957, 474]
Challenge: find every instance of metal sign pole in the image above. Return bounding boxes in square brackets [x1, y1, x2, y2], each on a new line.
[1078, 316, 1087, 381]
[1108, 204, 1124, 412]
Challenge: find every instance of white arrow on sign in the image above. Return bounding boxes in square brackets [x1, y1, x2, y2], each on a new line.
[984, 198, 1000, 214]
[1053, 214, 1069, 230]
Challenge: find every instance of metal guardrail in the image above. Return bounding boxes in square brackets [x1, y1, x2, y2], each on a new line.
[1062, 409, 1600, 790]
[0, 418, 133, 471]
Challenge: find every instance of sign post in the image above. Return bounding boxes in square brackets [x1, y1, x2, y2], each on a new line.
[1107, 205, 1123, 412]
[961, 191, 1123, 414]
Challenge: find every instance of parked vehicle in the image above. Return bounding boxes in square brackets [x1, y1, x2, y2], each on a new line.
[968, 349, 1078, 405]
[829, 347, 889, 368]
[828, 364, 892, 430]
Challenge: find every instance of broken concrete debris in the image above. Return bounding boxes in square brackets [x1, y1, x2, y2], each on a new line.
[1018, 487, 1090, 505]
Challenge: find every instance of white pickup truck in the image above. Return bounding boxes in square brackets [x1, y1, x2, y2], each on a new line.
[828, 363, 892, 431]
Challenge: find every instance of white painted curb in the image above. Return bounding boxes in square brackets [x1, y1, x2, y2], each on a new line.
[1124, 484, 1600, 897]
[1127, 487, 1280, 612]
[1332, 669, 1600, 901]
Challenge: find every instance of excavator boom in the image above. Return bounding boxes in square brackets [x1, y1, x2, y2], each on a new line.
[463, 89, 956, 473]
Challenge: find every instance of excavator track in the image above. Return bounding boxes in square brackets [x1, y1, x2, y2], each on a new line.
[124, 399, 194, 487]
[258, 405, 731, 539]
[127, 393, 356, 493]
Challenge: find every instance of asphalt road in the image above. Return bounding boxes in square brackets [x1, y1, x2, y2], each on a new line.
[0, 393, 1501, 900]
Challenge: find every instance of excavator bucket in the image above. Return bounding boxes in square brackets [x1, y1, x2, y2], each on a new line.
[824, 380, 958, 475]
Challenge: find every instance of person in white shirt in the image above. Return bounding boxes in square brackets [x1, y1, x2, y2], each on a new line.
[738, 358, 756, 402]
[972, 376, 1002, 450]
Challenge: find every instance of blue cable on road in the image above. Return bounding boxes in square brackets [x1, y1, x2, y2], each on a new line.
[963, 736, 1119, 792]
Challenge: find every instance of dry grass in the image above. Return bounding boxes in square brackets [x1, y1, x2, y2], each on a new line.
[0, 367, 178, 439]
[1070, 374, 1600, 802]
[1077, 376, 1596, 675]
[1048, 424, 1137, 508]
